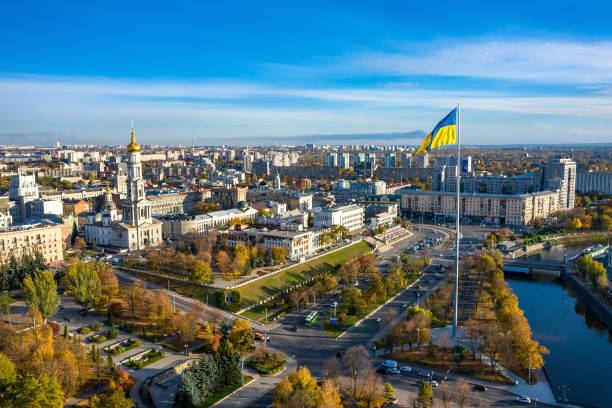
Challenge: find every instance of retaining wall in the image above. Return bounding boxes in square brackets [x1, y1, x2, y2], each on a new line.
[563, 273, 612, 330]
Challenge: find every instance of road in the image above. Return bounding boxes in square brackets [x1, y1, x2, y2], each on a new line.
[114, 224, 543, 407]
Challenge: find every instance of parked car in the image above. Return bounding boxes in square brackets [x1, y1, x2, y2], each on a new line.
[472, 384, 487, 392]
[424, 379, 438, 387]
[399, 366, 412, 373]
[375, 367, 387, 374]
[417, 371, 431, 378]
[515, 396, 531, 404]
[382, 360, 398, 369]
[386, 367, 401, 375]
[253, 332, 270, 342]
[375, 317, 382, 323]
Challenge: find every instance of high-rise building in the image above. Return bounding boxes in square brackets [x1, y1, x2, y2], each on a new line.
[384, 153, 396, 168]
[353, 153, 365, 166]
[577, 170, 612, 194]
[541, 157, 576, 210]
[339, 153, 350, 169]
[326, 152, 338, 167]
[243, 153, 254, 173]
[274, 172, 281, 190]
[401, 152, 412, 168]
[9, 168, 39, 222]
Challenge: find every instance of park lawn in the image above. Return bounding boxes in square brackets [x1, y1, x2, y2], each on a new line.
[237, 241, 371, 305]
[557, 231, 612, 245]
[322, 300, 381, 338]
[199, 376, 254, 408]
[240, 306, 286, 323]
[388, 347, 515, 385]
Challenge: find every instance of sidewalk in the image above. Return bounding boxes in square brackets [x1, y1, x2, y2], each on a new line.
[212, 346, 297, 408]
[430, 325, 559, 405]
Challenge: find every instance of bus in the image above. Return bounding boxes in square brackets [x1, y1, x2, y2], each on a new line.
[304, 311, 318, 326]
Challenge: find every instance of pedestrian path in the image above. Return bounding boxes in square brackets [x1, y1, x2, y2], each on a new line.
[430, 325, 559, 405]
[213, 346, 297, 408]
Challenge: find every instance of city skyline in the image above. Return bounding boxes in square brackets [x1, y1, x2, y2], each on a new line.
[2, 1, 612, 145]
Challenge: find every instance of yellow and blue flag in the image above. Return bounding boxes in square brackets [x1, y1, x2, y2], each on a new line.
[416, 108, 457, 154]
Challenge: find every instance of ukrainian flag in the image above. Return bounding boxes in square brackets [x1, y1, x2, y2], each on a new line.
[416, 108, 457, 153]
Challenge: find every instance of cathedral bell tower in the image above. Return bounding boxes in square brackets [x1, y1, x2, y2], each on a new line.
[121, 123, 152, 226]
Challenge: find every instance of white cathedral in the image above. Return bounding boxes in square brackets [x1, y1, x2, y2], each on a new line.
[85, 126, 162, 250]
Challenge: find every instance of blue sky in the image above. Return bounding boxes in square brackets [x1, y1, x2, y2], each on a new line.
[1, 1, 612, 146]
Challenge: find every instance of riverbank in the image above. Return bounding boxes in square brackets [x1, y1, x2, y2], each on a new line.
[562, 273, 612, 330]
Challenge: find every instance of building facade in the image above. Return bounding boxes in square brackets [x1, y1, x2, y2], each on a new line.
[401, 190, 559, 225]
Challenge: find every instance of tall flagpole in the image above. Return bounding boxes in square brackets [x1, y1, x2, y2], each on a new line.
[452, 102, 460, 338]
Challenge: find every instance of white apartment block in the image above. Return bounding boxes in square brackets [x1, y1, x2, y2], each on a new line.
[313, 204, 365, 232]
[576, 170, 612, 195]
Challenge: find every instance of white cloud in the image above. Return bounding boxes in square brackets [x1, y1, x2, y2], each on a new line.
[351, 39, 612, 86]
[1, 73, 612, 144]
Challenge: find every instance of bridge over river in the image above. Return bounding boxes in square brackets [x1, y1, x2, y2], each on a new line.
[503, 258, 567, 276]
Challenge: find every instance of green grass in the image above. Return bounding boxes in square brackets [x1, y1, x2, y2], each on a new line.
[106, 339, 140, 356]
[124, 351, 165, 370]
[236, 241, 371, 305]
[198, 376, 254, 407]
[323, 301, 381, 338]
[557, 232, 612, 246]
[247, 352, 286, 375]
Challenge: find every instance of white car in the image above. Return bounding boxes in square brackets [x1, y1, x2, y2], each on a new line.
[399, 366, 412, 373]
[386, 367, 401, 375]
[515, 396, 531, 404]
[331, 301, 338, 307]
[425, 379, 438, 387]
[382, 360, 398, 369]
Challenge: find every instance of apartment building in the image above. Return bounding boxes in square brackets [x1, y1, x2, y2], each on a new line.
[576, 170, 612, 194]
[0, 222, 63, 264]
[313, 204, 365, 232]
[400, 190, 559, 225]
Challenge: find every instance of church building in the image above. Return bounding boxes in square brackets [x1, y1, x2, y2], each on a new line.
[85, 125, 163, 250]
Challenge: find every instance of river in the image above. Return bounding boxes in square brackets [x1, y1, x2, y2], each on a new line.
[507, 244, 612, 407]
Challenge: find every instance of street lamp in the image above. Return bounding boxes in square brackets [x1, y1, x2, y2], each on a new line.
[417, 328, 420, 360]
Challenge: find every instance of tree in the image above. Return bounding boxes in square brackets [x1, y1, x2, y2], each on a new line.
[454, 377, 472, 408]
[216, 250, 231, 274]
[88, 388, 134, 408]
[271, 247, 287, 264]
[2, 374, 64, 408]
[1, 290, 10, 326]
[175, 355, 220, 407]
[383, 382, 395, 400]
[533, 218, 543, 230]
[97, 266, 118, 313]
[229, 319, 254, 356]
[124, 280, 145, 319]
[73, 236, 86, 251]
[417, 381, 433, 408]
[215, 338, 241, 387]
[343, 345, 369, 397]
[189, 261, 212, 284]
[71, 222, 79, 245]
[22, 270, 60, 322]
[66, 260, 101, 312]
[0, 352, 16, 383]
[319, 379, 342, 408]
[274, 366, 321, 408]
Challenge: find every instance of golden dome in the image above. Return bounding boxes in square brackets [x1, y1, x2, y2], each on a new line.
[126, 127, 141, 152]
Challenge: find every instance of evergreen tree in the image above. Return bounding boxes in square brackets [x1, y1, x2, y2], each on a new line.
[215, 338, 241, 387]
[64, 325, 69, 339]
[175, 355, 220, 408]
[71, 222, 78, 245]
